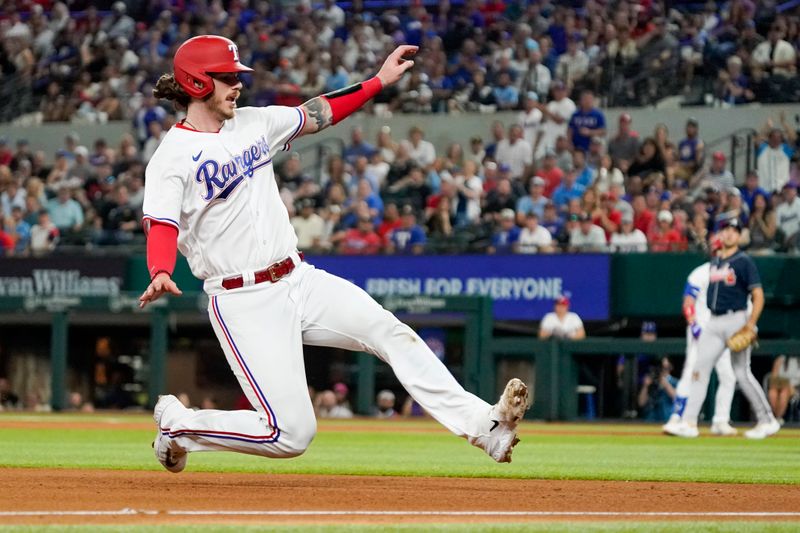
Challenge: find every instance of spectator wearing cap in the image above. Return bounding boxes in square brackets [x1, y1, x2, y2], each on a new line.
[537, 150, 565, 198]
[523, 48, 551, 102]
[610, 211, 648, 253]
[607, 113, 640, 170]
[740, 171, 769, 213]
[495, 124, 533, 181]
[30, 209, 59, 255]
[552, 171, 586, 213]
[516, 176, 549, 223]
[70, 146, 93, 182]
[401, 126, 436, 170]
[569, 212, 607, 252]
[538, 81, 576, 156]
[756, 128, 794, 193]
[488, 208, 521, 254]
[517, 212, 553, 254]
[377, 203, 402, 244]
[568, 90, 606, 153]
[648, 210, 687, 252]
[697, 151, 735, 191]
[517, 92, 544, 157]
[541, 202, 564, 240]
[776, 182, 800, 252]
[46, 184, 84, 236]
[387, 206, 426, 255]
[676, 118, 705, 181]
[339, 215, 382, 255]
[538, 295, 586, 340]
[343, 127, 378, 166]
[748, 192, 777, 255]
[291, 198, 325, 251]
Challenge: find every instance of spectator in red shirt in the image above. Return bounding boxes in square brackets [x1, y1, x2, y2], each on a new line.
[648, 210, 687, 252]
[0, 138, 13, 167]
[377, 202, 402, 244]
[632, 194, 655, 234]
[592, 192, 623, 241]
[538, 150, 565, 197]
[0, 227, 14, 256]
[338, 216, 382, 255]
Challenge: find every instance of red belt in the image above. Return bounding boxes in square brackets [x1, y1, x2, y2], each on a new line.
[221, 252, 304, 290]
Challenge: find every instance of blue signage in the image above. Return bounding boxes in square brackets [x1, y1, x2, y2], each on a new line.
[307, 254, 610, 321]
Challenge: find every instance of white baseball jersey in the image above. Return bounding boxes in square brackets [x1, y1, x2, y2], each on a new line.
[142, 106, 306, 293]
[540, 311, 583, 338]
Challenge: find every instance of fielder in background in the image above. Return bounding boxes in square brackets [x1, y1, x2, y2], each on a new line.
[138, 35, 529, 473]
[662, 236, 738, 437]
[666, 218, 780, 439]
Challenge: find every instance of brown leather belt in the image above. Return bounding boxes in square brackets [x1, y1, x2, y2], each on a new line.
[221, 252, 304, 290]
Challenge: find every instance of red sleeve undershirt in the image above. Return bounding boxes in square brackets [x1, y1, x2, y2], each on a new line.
[146, 221, 178, 279]
[321, 77, 383, 124]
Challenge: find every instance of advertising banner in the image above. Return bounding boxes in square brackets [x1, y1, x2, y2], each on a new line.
[308, 254, 610, 321]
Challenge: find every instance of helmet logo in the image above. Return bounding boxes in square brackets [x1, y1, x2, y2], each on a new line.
[228, 44, 240, 62]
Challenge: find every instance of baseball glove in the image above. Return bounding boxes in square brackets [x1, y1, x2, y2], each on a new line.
[726, 326, 757, 352]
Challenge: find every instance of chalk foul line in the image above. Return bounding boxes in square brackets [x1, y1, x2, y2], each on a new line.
[2, 510, 800, 518]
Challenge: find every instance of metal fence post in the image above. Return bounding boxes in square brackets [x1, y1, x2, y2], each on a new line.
[356, 352, 375, 415]
[49, 310, 68, 411]
[148, 307, 168, 408]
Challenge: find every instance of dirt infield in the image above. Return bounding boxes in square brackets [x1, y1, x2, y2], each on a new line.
[1, 468, 799, 525]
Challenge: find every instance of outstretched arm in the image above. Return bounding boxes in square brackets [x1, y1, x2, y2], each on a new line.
[297, 45, 418, 137]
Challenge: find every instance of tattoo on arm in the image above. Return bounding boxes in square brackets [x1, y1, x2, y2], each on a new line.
[302, 97, 333, 132]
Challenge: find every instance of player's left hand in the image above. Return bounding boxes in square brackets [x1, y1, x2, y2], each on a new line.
[376, 45, 419, 87]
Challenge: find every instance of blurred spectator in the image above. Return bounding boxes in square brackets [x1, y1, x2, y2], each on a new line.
[538, 295, 585, 340]
[0, 378, 19, 409]
[291, 198, 325, 251]
[343, 127, 377, 165]
[776, 183, 800, 252]
[569, 212, 607, 252]
[538, 81, 576, 157]
[627, 138, 666, 180]
[374, 389, 398, 418]
[401, 126, 436, 169]
[756, 127, 794, 193]
[568, 90, 606, 152]
[29, 209, 59, 255]
[637, 357, 677, 423]
[740, 171, 769, 213]
[332, 382, 354, 417]
[517, 212, 553, 254]
[386, 167, 431, 214]
[572, 150, 596, 188]
[592, 192, 622, 240]
[484, 177, 517, 217]
[491, 72, 519, 111]
[8, 205, 31, 255]
[516, 176, 548, 222]
[748, 192, 777, 255]
[518, 92, 543, 156]
[495, 124, 532, 181]
[339, 216, 382, 255]
[676, 118, 705, 181]
[387, 206, 426, 255]
[699, 152, 735, 191]
[537, 150, 565, 197]
[556, 36, 589, 87]
[715, 55, 755, 106]
[96, 185, 140, 245]
[523, 49, 551, 103]
[768, 355, 799, 424]
[453, 160, 483, 224]
[488, 208, 520, 254]
[610, 211, 648, 253]
[540, 202, 564, 241]
[552, 171, 586, 212]
[751, 24, 797, 82]
[649, 210, 687, 252]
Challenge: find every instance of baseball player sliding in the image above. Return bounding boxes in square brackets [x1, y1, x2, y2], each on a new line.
[662, 237, 738, 436]
[665, 218, 780, 439]
[138, 35, 529, 472]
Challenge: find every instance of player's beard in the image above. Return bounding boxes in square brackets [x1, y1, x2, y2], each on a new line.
[208, 92, 237, 121]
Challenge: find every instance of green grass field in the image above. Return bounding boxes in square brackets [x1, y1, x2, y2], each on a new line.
[1, 414, 798, 532]
[0, 415, 798, 484]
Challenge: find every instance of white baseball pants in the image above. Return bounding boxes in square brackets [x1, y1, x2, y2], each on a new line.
[159, 260, 492, 458]
[675, 327, 736, 424]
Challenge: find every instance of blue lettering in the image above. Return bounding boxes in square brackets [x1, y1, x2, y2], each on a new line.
[195, 160, 222, 201]
[195, 136, 273, 201]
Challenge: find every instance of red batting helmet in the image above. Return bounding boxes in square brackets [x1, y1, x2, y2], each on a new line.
[173, 35, 253, 99]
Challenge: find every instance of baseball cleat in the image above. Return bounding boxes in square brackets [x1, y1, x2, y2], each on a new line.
[710, 422, 738, 436]
[663, 421, 699, 438]
[744, 419, 780, 440]
[469, 378, 530, 463]
[153, 395, 189, 473]
[661, 414, 681, 435]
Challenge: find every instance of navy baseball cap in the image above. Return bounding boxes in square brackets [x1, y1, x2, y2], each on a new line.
[716, 217, 742, 232]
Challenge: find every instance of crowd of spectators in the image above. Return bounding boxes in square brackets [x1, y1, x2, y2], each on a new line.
[2, 103, 800, 256]
[2, 0, 800, 126]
